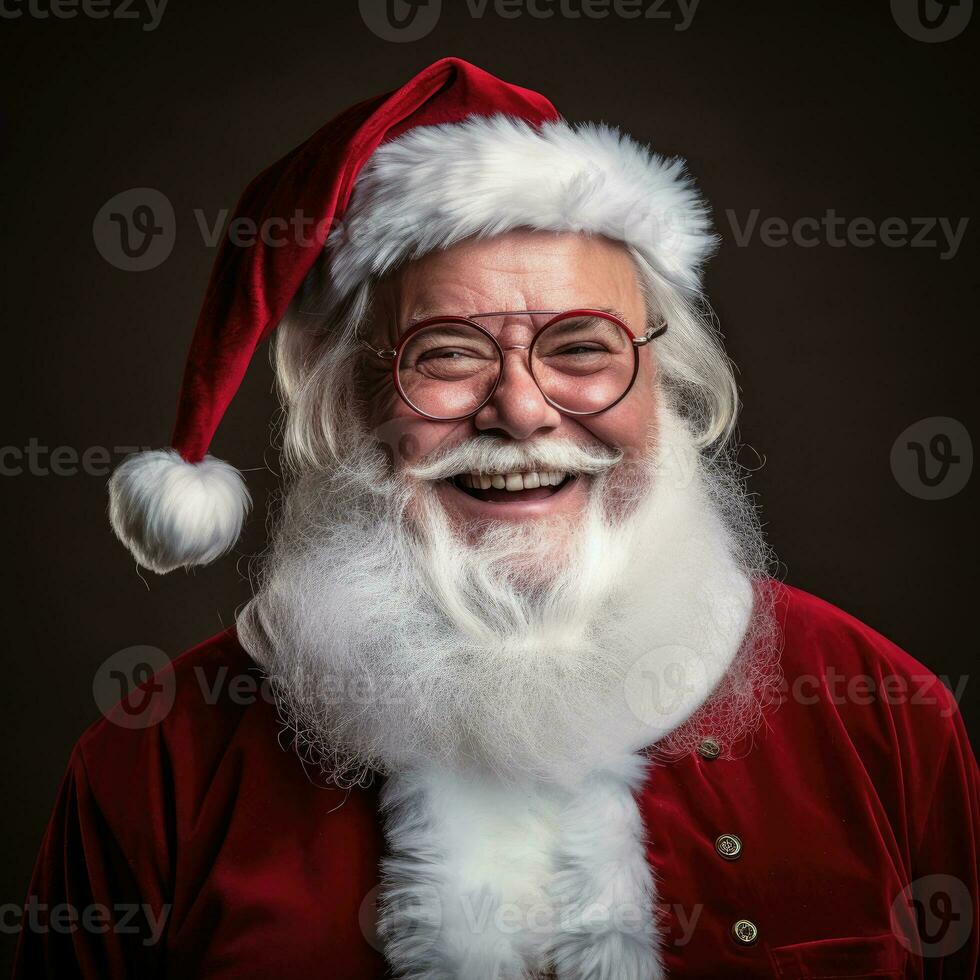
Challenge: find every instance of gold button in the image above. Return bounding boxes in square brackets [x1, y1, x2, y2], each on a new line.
[696, 737, 721, 759]
[715, 833, 743, 861]
[731, 919, 759, 945]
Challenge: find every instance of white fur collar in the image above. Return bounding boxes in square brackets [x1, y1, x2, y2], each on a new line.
[378, 754, 664, 979]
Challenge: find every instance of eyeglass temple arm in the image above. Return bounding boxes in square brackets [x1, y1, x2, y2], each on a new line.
[362, 341, 397, 360]
[634, 320, 668, 346]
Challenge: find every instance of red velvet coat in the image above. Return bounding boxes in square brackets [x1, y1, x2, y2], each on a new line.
[14, 585, 978, 979]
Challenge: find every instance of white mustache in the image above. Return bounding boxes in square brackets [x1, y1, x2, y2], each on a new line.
[407, 436, 623, 482]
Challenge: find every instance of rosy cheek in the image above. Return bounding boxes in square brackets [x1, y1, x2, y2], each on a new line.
[573, 374, 658, 458]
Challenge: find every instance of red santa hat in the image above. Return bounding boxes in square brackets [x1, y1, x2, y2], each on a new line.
[108, 56, 715, 573]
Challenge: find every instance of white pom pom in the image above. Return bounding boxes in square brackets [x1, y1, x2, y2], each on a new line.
[108, 449, 251, 574]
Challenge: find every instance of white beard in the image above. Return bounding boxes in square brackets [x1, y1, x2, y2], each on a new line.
[237, 407, 777, 788]
[238, 406, 779, 978]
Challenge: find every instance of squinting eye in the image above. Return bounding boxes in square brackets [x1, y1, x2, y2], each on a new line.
[416, 348, 483, 361]
[555, 344, 606, 355]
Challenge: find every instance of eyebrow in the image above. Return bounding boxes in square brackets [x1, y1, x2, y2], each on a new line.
[591, 306, 627, 321]
[403, 306, 628, 328]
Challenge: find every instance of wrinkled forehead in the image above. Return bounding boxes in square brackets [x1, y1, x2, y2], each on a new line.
[374, 231, 646, 334]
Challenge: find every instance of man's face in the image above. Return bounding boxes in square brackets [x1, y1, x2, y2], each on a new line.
[361, 230, 659, 528]
[245, 233, 770, 784]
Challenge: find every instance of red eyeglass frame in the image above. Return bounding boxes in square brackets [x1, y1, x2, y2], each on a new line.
[364, 308, 668, 422]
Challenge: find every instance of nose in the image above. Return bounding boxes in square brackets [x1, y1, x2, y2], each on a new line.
[473, 347, 562, 440]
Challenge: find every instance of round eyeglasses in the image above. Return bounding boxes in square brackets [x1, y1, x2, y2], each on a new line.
[363, 309, 667, 422]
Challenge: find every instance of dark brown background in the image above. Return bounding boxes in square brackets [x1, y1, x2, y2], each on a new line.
[1, 1, 976, 970]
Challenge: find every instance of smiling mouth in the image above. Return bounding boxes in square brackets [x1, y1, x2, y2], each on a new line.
[446, 470, 576, 503]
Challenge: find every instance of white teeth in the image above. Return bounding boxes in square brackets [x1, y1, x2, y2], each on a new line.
[455, 470, 572, 492]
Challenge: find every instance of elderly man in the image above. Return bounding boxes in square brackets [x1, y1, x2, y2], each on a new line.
[16, 59, 977, 979]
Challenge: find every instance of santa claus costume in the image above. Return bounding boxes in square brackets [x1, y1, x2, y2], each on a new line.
[15, 58, 977, 980]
